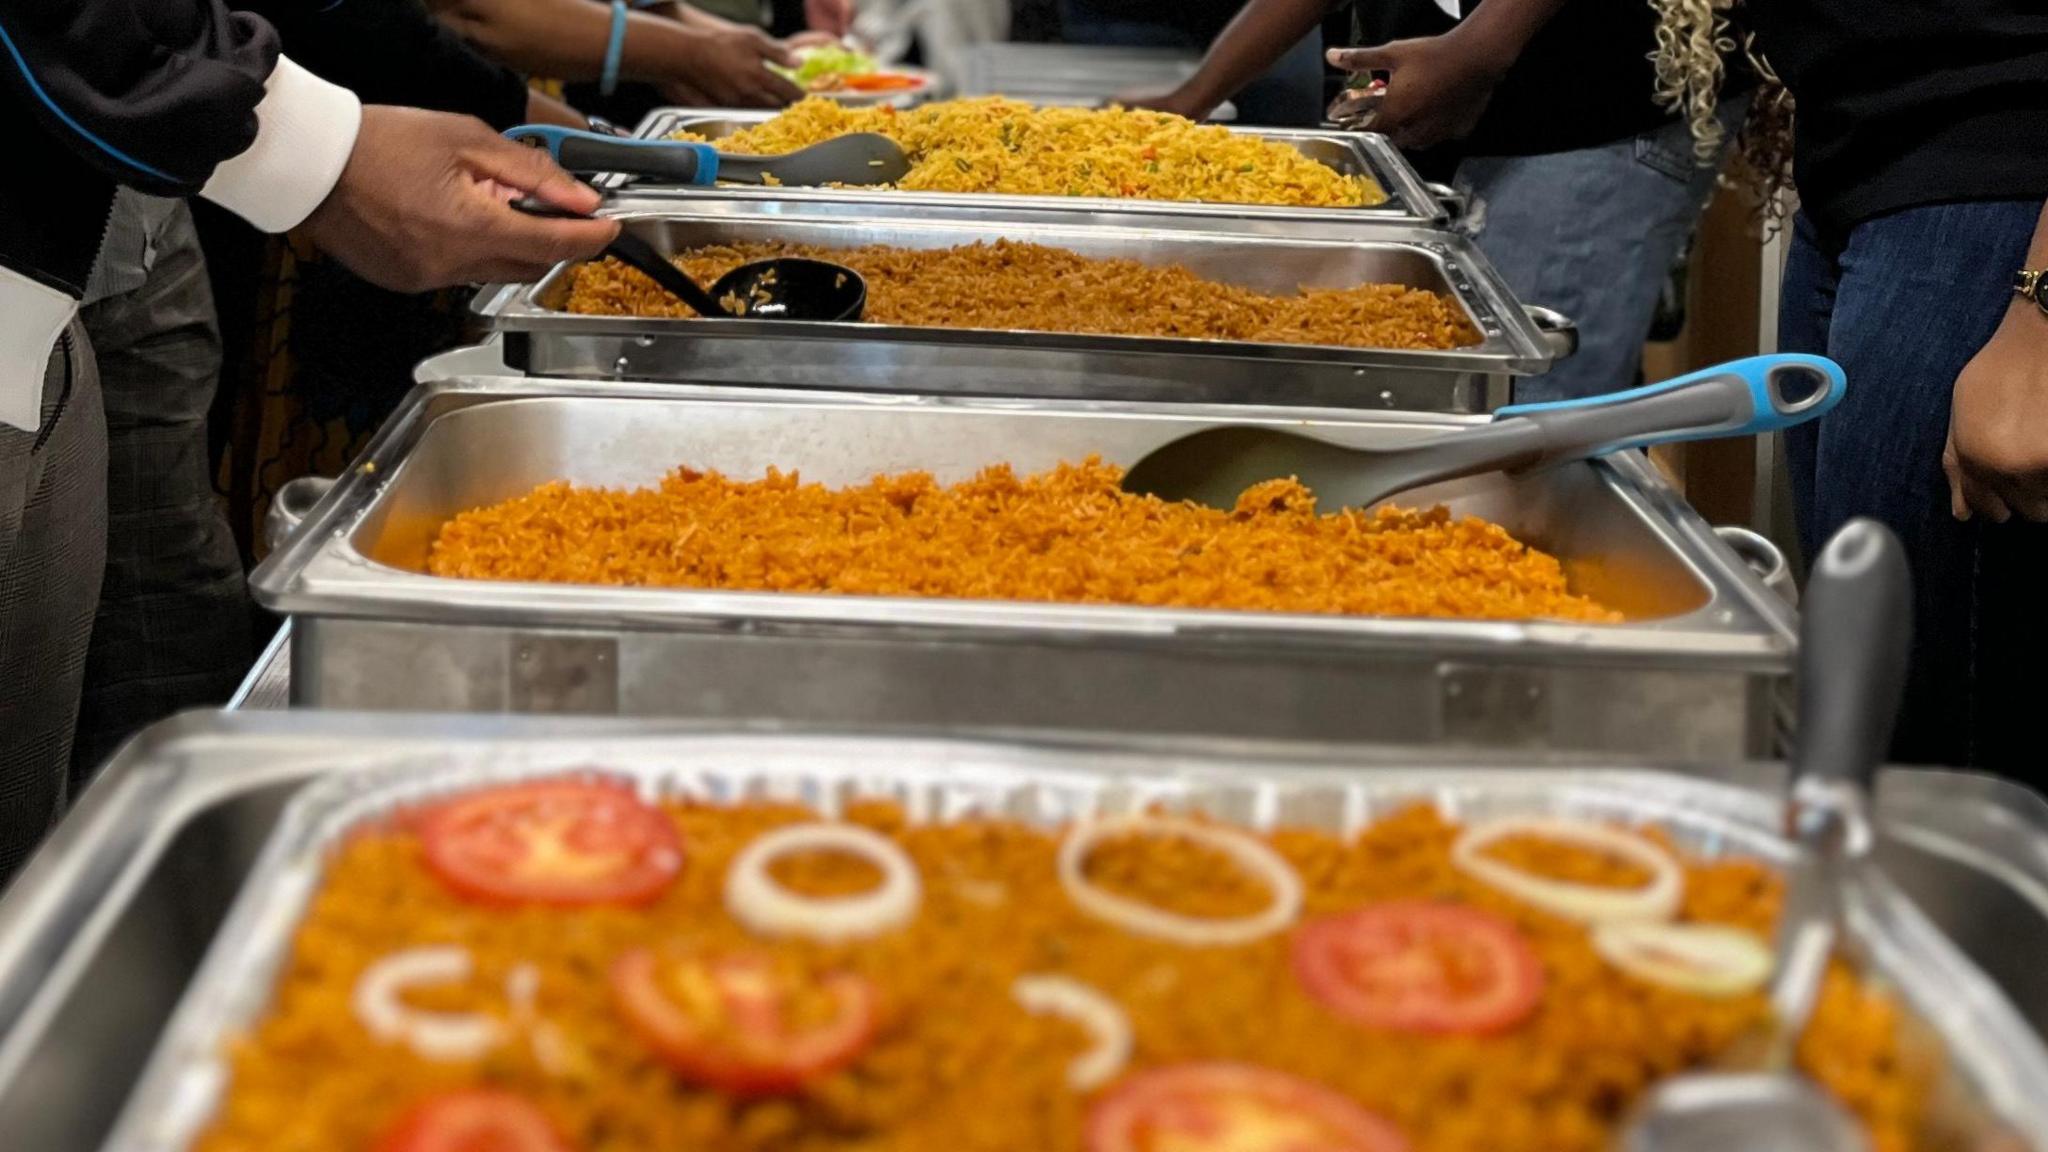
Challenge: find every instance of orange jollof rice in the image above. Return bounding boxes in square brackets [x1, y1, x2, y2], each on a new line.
[423, 458, 1620, 623]
[191, 801, 1929, 1152]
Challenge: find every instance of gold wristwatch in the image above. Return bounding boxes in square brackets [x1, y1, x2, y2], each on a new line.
[2019, 269, 2048, 315]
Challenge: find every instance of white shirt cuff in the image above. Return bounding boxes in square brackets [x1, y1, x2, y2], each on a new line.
[199, 55, 363, 234]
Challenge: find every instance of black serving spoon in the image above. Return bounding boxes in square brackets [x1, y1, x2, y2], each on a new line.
[515, 200, 866, 321]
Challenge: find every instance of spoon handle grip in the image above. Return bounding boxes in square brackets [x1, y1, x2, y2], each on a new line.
[504, 125, 719, 184]
[1493, 353, 1846, 461]
[1796, 518, 1912, 792]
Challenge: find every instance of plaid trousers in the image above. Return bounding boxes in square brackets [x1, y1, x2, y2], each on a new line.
[70, 203, 253, 786]
[0, 322, 106, 885]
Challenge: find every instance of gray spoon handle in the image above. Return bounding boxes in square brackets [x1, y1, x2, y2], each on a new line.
[1372, 356, 1844, 502]
[1769, 518, 1912, 1053]
[1794, 518, 1913, 795]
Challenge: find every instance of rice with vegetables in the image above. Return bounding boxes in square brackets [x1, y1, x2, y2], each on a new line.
[563, 240, 1479, 352]
[678, 96, 1385, 207]
[192, 787, 1932, 1152]
[423, 459, 1618, 623]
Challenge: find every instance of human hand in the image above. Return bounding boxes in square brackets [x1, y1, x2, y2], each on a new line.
[1943, 303, 2048, 521]
[1326, 28, 1507, 150]
[1109, 84, 1213, 121]
[806, 0, 855, 37]
[300, 106, 619, 293]
[675, 21, 804, 107]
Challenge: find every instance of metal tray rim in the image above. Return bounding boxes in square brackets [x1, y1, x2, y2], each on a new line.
[484, 204, 1556, 375]
[247, 379, 1797, 664]
[622, 107, 1447, 226]
[102, 727, 2048, 1152]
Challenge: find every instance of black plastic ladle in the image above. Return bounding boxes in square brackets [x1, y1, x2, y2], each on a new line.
[608, 230, 865, 321]
[516, 200, 866, 322]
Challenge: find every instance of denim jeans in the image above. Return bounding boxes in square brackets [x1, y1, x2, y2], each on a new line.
[1781, 200, 2048, 775]
[1454, 98, 1744, 402]
[1058, 1, 1325, 127]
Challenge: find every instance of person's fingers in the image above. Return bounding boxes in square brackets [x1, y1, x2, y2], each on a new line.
[1326, 44, 1397, 75]
[1984, 472, 2048, 522]
[752, 28, 799, 67]
[1942, 440, 1972, 520]
[467, 133, 605, 214]
[1960, 469, 2013, 522]
[757, 60, 806, 103]
[480, 199, 621, 267]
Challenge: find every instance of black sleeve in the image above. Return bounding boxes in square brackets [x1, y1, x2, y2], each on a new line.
[248, 0, 531, 131]
[0, 1, 279, 197]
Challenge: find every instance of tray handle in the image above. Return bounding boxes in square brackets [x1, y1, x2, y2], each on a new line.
[265, 476, 336, 553]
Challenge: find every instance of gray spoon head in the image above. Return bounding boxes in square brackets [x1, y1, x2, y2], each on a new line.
[728, 132, 911, 187]
[1620, 1073, 1868, 1152]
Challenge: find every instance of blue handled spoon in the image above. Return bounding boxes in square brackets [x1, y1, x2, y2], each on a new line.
[1118, 354, 1847, 509]
[505, 124, 909, 187]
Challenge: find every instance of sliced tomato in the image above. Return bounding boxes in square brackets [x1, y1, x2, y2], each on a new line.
[1086, 1063, 1408, 1152]
[373, 1089, 573, 1152]
[842, 72, 922, 91]
[1290, 902, 1543, 1036]
[417, 779, 683, 907]
[610, 948, 878, 1095]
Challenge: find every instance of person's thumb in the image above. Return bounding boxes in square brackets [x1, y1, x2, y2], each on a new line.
[1327, 43, 1398, 76]
[470, 133, 605, 216]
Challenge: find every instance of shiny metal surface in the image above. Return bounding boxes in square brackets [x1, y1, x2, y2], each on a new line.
[0, 715, 2043, 1151]
[481, 205, 1555, 412]
[618, 107, 1448, 227]
[952, 43, 1208, 110]
[248, 375, 1795, 757]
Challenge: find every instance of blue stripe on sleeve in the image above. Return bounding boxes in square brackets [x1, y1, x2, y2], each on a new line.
[0, 17, 178, 183]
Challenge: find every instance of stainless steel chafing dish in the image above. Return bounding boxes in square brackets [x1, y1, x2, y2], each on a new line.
[249, 375, 1793, 759]
[613, 107, 1450, 229]
[476, 205, 1571, 414]
[1, 714, 2045, 1150]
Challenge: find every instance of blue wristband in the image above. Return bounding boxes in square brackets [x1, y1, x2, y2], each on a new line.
[600, 0, 629, 97]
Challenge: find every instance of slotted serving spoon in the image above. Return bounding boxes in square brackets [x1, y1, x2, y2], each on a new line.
[505, 124, 910, 187]
[1619, 517, 1913, 1152]
[1119, 353, 1846, 510]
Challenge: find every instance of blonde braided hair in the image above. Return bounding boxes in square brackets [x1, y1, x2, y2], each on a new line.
[1650, 0, 1797, 220]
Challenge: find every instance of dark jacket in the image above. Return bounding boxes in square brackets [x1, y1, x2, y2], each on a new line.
[0, 1, 279, 296]
[0, 0, 529, 299]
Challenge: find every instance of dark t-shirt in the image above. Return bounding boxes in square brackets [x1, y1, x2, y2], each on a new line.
[1747, 0, 2048, 234]
[1353, 0, 1706, 162]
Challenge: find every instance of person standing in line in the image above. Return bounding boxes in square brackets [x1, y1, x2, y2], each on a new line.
[0, 1, 618, 881]
[1666, 0, 2048, 771]
[1120, 0, 1750, 402]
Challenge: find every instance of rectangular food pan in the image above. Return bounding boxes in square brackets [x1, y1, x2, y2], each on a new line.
[5, 716, 2047, 1151]
[250, 375, 1794, 759]
[64, 719, 2048, 1152]
[616, 107, 1449, 229]
[479, 205, 1569, 414]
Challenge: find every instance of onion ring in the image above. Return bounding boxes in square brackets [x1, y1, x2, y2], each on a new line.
[1451, 816, 1684, 924]
[1593, 921, 1773, 997]
[350, 946, 503, 1062]
[724, 822, 923, 942]
[1057, 815, 1302, 947]
[1012, 974, 1133, 1091]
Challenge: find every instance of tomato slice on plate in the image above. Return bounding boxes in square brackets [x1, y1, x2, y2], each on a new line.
[1291, 901, 1543, 1036]
[417, 779, 682, 907]
[1086, 1063, 1408, 1152]
[611, 948, 879, 1094]
[373, 1089, 573, 1152]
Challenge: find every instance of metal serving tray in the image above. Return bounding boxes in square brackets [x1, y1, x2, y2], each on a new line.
[478, 205, 1567, 414]
[249, 375, 1795, 759]
[6, 715, 2034, 1152]
[5, 716, 2048, 1151]
[617, 107, 1449, 228]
